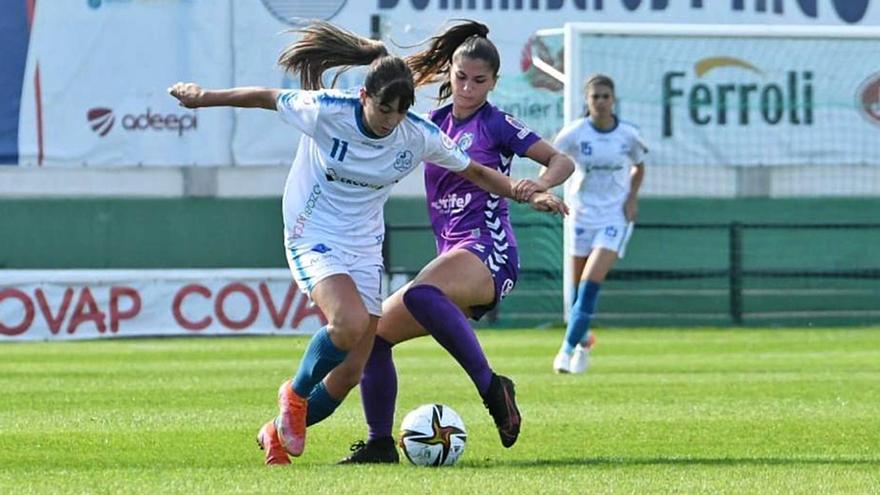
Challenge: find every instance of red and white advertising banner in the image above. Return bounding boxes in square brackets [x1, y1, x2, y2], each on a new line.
[0, 269, 325, 342]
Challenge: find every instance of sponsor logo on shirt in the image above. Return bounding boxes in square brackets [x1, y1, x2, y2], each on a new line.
[290, 184, 323, 239]
[430, 192, 472, 215]
[325, 168, 388, 190]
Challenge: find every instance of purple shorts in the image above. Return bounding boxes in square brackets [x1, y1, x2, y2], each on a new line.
[443, 238, 519, 321]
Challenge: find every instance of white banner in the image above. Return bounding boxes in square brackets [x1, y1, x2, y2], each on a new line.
[0, 270, 325, 341]
[18, 1, 234, 166]
[12, 1, 880, 167]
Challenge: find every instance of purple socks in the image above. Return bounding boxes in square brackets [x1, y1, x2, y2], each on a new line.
[402, 284, 493, 396]
[361, 336, 397, 441]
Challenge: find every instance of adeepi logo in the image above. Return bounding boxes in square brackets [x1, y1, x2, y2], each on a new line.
[87, 107, 197, 137]
[87, 108, 115, 137]
[857, 73, 880, 125]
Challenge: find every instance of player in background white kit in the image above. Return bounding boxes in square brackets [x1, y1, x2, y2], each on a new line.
[552, 74, 646, 374]
[168, 21, 567, 465]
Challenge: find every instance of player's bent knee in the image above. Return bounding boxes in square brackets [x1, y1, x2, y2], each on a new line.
[402, 284, 443, 310]
[326, 310, 371, 350]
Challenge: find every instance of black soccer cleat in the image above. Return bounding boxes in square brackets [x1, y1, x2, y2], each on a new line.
[338, 437, 399, 464]
[482, 373, 522, 448]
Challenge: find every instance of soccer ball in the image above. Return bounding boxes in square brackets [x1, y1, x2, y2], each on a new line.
[398, 404, 467, 467]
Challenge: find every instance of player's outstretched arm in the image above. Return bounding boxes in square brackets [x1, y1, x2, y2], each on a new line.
[168, 82, 279, 110]
[457, 160, 567, 216]
[457, 159, 520, 201]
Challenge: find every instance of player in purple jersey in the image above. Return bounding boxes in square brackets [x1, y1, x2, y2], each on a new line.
[309, 21, 575, 463]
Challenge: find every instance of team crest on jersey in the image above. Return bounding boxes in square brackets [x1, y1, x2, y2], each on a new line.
[457, 132, 474, 151]
[393, 150, 414, 171]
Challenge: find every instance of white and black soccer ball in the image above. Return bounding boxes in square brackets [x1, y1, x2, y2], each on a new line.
[398, 404, 467, 467]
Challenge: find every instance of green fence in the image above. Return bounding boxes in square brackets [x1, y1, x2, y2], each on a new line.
[2, 197, 879, 327]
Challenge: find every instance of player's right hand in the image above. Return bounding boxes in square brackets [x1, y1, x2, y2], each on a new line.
[512, 178, 548, 202]
[167, 82, 205, 108]
[528, 191, 568, 216]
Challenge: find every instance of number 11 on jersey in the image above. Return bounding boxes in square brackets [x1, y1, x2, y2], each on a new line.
[330, 138, 349, 162]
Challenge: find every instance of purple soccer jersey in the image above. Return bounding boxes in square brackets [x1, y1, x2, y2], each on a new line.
[425, 102, 539, 250]
[423, 102, 540, 316]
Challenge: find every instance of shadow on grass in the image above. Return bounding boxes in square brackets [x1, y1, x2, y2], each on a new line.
[467, 456, 880, 468]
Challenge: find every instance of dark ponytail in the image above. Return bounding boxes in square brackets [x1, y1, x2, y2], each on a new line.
[406, 20, 499, 102]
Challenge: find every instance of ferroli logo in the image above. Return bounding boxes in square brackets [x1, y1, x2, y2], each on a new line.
[857, 73, 880, 126]
[661, 57, 813, 138]
[86, 107, 197, 137]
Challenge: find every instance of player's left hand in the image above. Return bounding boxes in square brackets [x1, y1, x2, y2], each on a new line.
[528, 191, 568, 216]
[512, 178, 549, 202]
[168, 82, 205, 108]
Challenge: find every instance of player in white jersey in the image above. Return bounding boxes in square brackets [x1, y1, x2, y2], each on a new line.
[168, 21, 566, 465]
[552, 74, 647, 374]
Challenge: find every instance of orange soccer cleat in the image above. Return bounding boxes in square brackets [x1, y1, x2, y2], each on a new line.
[276, 379, 308, 456]
[256, 419, 290, 466]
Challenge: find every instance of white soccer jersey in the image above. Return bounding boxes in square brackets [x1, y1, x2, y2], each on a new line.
[554, 117, 647, 227]
[277, 89, 470, 254]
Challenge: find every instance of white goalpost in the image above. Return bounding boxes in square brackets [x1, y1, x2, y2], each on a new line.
[557, 22, 880, 317]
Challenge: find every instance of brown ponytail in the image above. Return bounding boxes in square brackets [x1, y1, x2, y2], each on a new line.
[406, 20, 499, 102]
[277, 20, 415, 112]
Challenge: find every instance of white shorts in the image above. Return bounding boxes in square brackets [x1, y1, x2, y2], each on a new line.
[285, 242, 384, 316]
[569, 222, 634, 258]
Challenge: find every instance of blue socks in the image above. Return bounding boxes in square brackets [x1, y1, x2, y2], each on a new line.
[291, 326, 348, 398]
[562, 280, 601, 354]
[305, 381, 341, 426]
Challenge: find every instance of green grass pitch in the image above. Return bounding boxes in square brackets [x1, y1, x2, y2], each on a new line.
[1, 328, 879, 494]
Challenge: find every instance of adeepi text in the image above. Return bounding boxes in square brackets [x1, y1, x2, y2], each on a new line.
[122, 108, 197, 136]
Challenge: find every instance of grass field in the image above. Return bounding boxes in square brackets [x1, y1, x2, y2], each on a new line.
[1, 328, 879, 494]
